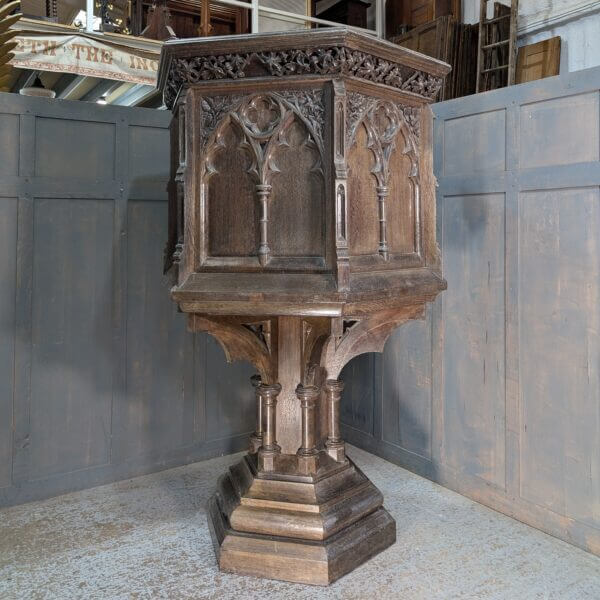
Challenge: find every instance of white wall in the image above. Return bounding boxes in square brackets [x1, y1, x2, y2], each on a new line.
[461, 0, 600, 72]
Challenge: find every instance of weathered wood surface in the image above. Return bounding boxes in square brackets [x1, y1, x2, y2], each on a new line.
[0, 93, 256, 507]
[342, 65, 600, 557]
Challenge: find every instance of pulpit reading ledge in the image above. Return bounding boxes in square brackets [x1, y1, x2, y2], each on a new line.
[158, 28, 449, 585]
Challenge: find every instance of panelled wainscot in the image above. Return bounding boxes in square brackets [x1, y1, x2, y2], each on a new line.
[158, 28, 450, 585]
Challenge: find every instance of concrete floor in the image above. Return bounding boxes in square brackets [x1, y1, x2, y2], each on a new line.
[1, 446, 599, 600]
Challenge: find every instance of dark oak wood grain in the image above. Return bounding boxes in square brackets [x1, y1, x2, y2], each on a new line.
[158, 27, 449, 585]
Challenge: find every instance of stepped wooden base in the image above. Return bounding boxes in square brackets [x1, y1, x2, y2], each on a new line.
[207, 453, 396, 585]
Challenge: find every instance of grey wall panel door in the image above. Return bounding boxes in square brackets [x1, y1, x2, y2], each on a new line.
[0, 93, 255, 507]
[341, 66, 600, 558]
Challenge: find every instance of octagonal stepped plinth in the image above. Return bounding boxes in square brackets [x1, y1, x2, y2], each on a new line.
[208, 453, 395, 585]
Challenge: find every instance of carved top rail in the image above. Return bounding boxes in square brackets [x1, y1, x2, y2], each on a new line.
[157, 27, 451, 109]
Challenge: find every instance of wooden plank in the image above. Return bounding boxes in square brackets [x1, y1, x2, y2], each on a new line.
[382, 310, 433, 459]
[340, 354, 376, 437]
[519, 187, 600, 527]
[519, 91, 599, 170]
[29, 198, 114, 479]
[516, 36, 561, 84]
[440, 193, 506, 489]
[112, 199, 193, 461]
[443, 109, 506, 176]
[0, 197, 17, 488]
[0, 113, 19, 176]
[34, 117, 116, 180]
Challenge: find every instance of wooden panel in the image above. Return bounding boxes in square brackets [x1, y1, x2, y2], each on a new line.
[270, 119, 325, 258]
[382, 311, 432, 459]
[0, 94, 255, 507]
[0, 114, 19, 176]
[340, 354, 375, 436]
[0, 198, 17, 488]
[128, 126, 170, 182]
[392, 17, 446, 57]
[516, 37, 561, 84]
[443, 110, 506, 175]
[112, 200, 193, 461]
[347, 123, 378, 256]
[29, 198, 114, 479]
[409, 0, 434, 26]
[386, 135, 416, 254]
[34, 118, 116, 179]
[386, 0, 460, 38]
[520, 92, 599, 169]
[204, 335, 256, 442]
[441, 193, 506, 488]
[519, 188, 600, 527]
[207, 122, 257, 257]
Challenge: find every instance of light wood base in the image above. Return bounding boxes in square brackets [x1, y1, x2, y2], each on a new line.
[207, 454, 396, 585]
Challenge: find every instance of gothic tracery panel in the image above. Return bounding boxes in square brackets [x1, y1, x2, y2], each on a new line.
[269, 118, 325, 258]
[346, 94, 420, 262]
[202, 90, 326, 265]
[207, 120, 258, 257]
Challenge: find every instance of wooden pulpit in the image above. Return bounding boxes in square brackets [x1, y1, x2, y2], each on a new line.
[158, 28, 449, 585]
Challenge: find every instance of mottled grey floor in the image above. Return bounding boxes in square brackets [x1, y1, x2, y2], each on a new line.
[1, 446, 599, 600]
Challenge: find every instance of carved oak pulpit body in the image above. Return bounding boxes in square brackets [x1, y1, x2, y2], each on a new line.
[158, 28, 449, 585]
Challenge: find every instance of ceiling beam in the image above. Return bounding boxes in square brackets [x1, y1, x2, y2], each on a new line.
[111, 84, 158, 107]
[52, 73, 78, 97]
[58, 76, 104, 101]
[105, 82, 135, 104]
[13, 69, 38, 93]
[80, 79, 120, 103]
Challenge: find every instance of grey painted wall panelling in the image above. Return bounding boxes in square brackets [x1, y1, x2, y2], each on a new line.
[0, 93, 255, 506]
[341, 66, 600, 557]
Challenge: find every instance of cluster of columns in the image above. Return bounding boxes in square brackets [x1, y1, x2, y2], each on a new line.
[249, 375, 346, 472]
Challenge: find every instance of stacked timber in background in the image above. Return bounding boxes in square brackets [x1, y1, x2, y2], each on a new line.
[446, 21, 478, 99]
[390, 16, 478, 100]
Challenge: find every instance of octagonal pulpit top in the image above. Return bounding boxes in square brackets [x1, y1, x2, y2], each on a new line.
[157, 28, 450, 318]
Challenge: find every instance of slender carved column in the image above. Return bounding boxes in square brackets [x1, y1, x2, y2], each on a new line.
[333, 80, 350, 291]
[258, 383, 281, 471]
[249, 374, 263, 453]
[296, 384, 320, 473]
[256, 184, 272, 266]
[173, 100, 186, 265]
[376, 185, 389, 261]
[325, 379, 346, 462]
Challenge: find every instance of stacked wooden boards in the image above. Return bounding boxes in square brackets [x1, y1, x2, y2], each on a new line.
[390, 15, 478, 100]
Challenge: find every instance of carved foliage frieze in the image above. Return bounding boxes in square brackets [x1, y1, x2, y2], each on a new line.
[164, 47, 443, 108]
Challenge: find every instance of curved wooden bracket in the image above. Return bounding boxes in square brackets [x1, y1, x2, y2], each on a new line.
[319, 305, 425, 379]
[189, 314, 275, 383]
